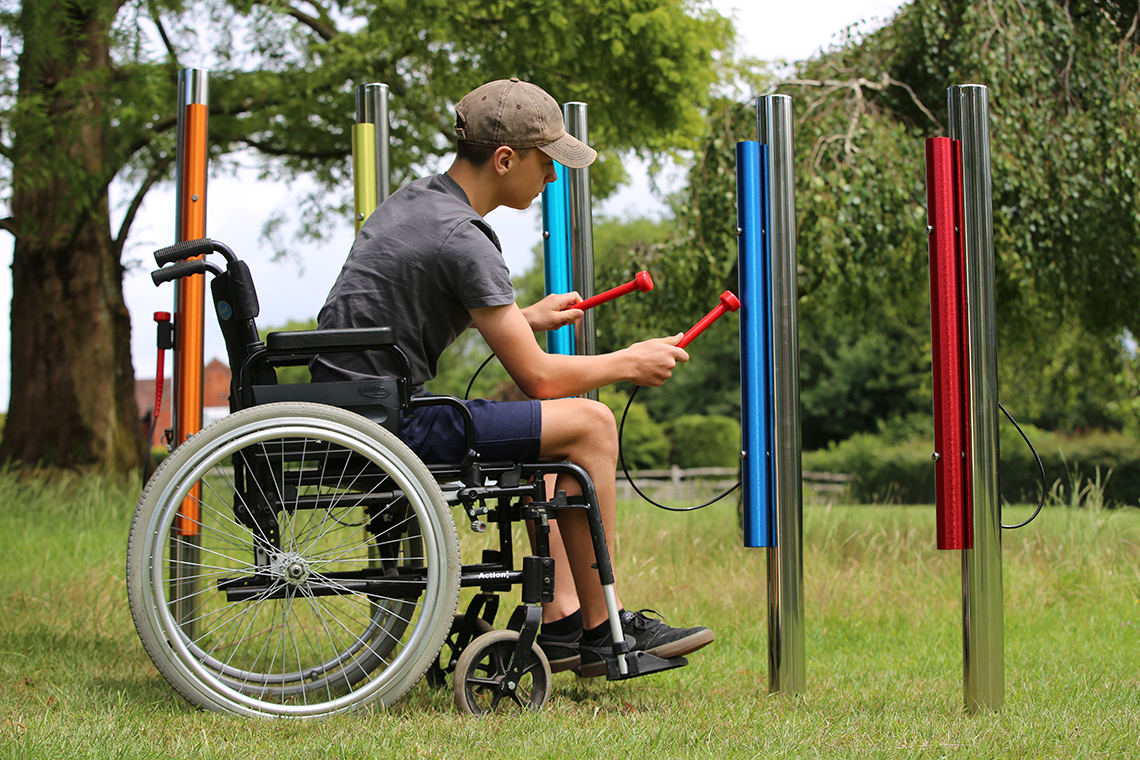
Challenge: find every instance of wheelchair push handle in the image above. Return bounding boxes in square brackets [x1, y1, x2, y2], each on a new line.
[151, 258, 223, 285]
[564, 270, 654, 312]
[153, 238, 238, 267]
[677, 290, 740, 349]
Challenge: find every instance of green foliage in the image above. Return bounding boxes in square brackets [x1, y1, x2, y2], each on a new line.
[804, 420, 1140, 507]
[259, 318, 318, 385]
[424, 329, 520, 401]
[668, 413, 740, 469]
[0, 0, 736, 473]
[787, 0, 1140, 435]
[613, 0, 1140, 444]
[600, 387, 669, 469]
[799, 310, 931, 450]
[803, 429, 935, 505]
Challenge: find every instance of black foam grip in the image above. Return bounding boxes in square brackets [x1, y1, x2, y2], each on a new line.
[151, 259, 222, 285]
[153, 238, 214, 266]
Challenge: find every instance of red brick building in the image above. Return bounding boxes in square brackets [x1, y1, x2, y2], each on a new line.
[137, 358, 232, 448]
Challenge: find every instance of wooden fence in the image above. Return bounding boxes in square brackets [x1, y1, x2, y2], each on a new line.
[616, 465, 854, 502]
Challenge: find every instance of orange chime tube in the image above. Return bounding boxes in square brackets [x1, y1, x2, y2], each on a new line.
[173, 72, 209, 537]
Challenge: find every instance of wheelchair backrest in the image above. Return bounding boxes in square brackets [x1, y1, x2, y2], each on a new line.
[210, 260, 277, 398]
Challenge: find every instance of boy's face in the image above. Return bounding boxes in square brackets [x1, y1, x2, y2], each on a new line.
[500, 148, 558, 211]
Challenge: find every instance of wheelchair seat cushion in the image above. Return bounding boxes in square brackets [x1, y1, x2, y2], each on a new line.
[400, 397, 541, 464]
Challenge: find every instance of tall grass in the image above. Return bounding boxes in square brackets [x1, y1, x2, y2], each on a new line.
[1, 470, 1138, 758]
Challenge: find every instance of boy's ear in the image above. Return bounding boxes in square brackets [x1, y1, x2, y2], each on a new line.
[492, 145, 515, 176]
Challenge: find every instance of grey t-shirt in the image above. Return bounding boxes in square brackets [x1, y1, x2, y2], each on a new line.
[310, 173, 515, 395]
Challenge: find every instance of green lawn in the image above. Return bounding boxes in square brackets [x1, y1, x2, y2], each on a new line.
[1, 471, 1137, 758]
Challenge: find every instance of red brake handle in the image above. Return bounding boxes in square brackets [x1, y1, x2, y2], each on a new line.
[565, 270, 653, 312]
[677, 291, 741, 348]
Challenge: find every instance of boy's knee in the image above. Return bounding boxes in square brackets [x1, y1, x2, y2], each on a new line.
[569, 399, 618, 452]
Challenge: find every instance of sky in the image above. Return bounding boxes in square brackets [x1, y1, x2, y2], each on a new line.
[0, 0, 908, 412]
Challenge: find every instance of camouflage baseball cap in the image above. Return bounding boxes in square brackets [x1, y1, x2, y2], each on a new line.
[455, 78, 597, 169]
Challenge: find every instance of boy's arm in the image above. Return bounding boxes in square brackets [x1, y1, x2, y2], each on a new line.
[469, 302, 688, 399]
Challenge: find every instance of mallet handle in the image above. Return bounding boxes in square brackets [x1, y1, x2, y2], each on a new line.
[566, 271, 654, 311]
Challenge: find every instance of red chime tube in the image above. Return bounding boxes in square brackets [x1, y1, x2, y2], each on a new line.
[926, 137, 972, 550]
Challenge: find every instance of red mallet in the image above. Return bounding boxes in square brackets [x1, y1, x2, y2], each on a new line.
[565, 270, 654, 311]
[678, 291, 741, 348]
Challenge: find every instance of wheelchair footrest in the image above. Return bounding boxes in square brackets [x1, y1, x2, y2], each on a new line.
[604, 651, 689, 681]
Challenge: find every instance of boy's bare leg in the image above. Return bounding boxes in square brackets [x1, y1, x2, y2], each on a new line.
[538, 397, 622, 630]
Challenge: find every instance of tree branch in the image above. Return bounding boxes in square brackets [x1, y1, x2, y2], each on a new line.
[1125, 8, 1139, 42]
[782, 71, 941, 166]
[148, 1, 181, 67]
[0, 217, 17, 239]
[114, 153, 174, 260]
[261, 0, 340, 42]
[241, 136, 347, 161]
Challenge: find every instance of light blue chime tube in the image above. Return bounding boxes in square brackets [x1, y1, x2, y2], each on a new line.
[737, 141, 775, 548]
[542, 160, 574, 355]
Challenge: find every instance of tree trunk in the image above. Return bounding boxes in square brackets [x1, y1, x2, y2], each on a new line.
[0, 0, 142, 472]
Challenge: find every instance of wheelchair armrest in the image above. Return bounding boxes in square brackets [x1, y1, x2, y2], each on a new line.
[265, 327, 396, 355]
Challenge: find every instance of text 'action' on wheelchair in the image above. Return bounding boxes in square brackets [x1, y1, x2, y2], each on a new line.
[126, 238, 689, 718]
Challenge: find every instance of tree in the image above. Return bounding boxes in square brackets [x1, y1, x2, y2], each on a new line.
[788, 0, 1140, 437]
[0, 0, 734, 472]
[615, 0, 1140, 444]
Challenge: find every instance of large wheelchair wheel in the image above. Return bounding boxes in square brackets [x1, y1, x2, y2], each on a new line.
[127, 402, 460, 717]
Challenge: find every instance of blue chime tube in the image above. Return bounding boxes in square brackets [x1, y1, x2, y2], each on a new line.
[737, 141, 774, 548]
[542, 161, 574, 355]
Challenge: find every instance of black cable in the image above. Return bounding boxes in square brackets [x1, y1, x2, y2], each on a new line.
[465, 353, 496, 400]
[618, 385, 740, 512]
[466, 351, 741, 511]
[999, 401, 1046, 530]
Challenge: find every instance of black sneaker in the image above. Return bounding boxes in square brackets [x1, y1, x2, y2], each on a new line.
[536, 629, 582, 673]
[577, 609, 715, 678]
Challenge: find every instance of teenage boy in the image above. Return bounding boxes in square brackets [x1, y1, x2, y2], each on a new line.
[312, 78, 714, 676]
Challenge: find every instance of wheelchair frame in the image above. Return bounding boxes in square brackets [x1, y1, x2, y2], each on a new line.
[126, 239, 685, 718]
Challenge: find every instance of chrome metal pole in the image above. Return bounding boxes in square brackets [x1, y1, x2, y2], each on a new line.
[563, 102, 597, 399]
[174, 69, 208, 240]
[948, 83, 1004, 713]
[356, 83, 391, 202]
[757, 94, 804, 696]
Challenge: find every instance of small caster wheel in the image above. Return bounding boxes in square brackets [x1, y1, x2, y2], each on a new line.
[427, 614, 495, 688]
[453, 630, 551, 714]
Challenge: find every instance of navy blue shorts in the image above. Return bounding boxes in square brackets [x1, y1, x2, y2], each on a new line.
[398, 397, 543, 464]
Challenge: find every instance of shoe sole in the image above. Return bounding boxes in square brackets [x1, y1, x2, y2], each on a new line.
[576, 629, 716, 678]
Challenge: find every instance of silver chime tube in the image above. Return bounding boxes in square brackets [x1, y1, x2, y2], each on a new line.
[356, 83, 391, 202]
[757, 94, 805, 696]
[563, 102, 597, 400]
[948, 83, 1004, 714]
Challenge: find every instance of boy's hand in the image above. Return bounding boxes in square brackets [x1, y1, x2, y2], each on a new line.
[521, 292, 583, 333]
[622, 333, 690, 386]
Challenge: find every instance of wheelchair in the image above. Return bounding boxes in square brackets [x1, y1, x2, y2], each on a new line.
[126, 239, 688, 718]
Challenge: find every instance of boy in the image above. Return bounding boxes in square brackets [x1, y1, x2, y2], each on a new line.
[312, 78, 713, 676]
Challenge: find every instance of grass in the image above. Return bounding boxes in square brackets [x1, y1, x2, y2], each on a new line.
[1, 469, 1138, 758]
